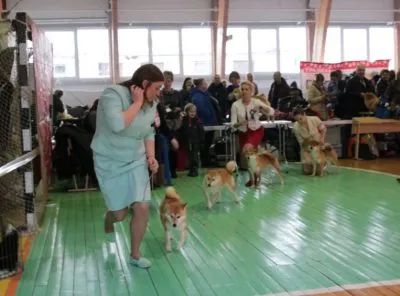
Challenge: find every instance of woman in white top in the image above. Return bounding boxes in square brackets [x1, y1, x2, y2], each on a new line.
[292, 106, 327, 175]
[231, 81, 275, 186]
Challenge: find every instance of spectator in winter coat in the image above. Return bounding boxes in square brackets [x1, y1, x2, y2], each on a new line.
[268, 72, 290, 109]
[180, 103, 204, 177]
[247, 73, 259, 95]
[375, 69, 390, 97]
[208, 74, 229, 120]
[345, 64, 374, 117]
[180, 77, 193, 109]
[191, 78, 218, 167]
[160, 71, 181, 178]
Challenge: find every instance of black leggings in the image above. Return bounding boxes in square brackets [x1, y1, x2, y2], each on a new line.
[188, 142, 200, 171]
[168, 149, 177, 176]
[200, 131, 214, 166]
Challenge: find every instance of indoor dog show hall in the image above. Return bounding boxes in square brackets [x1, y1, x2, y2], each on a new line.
[0, 0, 400, 295]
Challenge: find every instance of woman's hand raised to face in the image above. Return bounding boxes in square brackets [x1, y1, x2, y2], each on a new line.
[131, 85, 144, 107]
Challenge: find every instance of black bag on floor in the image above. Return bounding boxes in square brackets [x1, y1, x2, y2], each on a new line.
[0, 224, 19, 272]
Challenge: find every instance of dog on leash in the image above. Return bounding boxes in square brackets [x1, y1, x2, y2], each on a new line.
[202, 160, 239, 209]
[303, 140, 338, 176]
[245, 148, 284, 187]
[159, 187, 187, 252]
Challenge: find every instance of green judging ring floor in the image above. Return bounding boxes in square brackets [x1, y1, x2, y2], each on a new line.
[15, 164, 400, 296]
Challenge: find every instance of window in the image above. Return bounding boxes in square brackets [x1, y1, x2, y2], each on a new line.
[151, 30, 180, 74]
[98, 63, 109, 76]
[279, 27, 307, 73]
[54, 65, 66, 75]
[45, 31, 76, 77]
[225, 27, 249, 75]
[77, 29, 109, 78]
[343, 28, 367, 61]
[369, 27, 395, 69]
[181, 28, 212, 75]
[251, 29, 277, 72]
[233, 60, 249, 74]
[324, 27, 341, 63]
[119, 28, 149, 77]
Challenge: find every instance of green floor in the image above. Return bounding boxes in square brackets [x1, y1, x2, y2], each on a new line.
[16, 165, 400, 296]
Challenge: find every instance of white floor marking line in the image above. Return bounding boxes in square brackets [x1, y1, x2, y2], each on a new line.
[338, 165, 400, 178]
[286, 161, 399, 177]
[256, 279, 400, 296]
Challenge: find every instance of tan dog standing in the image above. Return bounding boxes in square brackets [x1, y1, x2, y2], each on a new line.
[303, 140, 339, 176]
[159, 187, 187, 252]
[203, 161, 239, 209]
[245, 148, 284, 187]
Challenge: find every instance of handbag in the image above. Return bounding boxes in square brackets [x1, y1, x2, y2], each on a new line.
[165, 116, 182, 131]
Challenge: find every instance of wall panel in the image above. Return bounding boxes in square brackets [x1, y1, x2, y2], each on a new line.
[229, 0, 307, 23]
[330, 0, 394, 23]
[6, 0, 107, 20]
[118, 0, 212, 23]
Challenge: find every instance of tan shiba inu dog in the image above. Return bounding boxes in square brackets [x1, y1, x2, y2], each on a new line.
[202, 161, 239, 209]
[159, 187, 187, 252]
[245, 148, 284, 187]
[303, 140, 339, 176]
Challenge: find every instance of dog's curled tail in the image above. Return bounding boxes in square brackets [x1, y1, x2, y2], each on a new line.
[225, 161, 237, 174]
[260, 150, 276, 162]
[165, 186, 179, 199]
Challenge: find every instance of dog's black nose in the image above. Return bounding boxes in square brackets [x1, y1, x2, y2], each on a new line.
[173, 224, 177, 227]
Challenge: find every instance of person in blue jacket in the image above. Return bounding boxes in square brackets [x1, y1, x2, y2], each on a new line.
[91, 64, 164, 269]
[191, 78, 218, 166]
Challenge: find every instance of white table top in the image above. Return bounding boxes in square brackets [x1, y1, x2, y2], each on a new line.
[204, 119, 352, 131]
[322, 119, 352, 126]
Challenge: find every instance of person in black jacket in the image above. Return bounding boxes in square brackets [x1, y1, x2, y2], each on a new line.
[344, 65, 375, 118]
[154, 101, 179, 186]
[208, 74, 228, 120]
[180, 77, 193, 109]
[180, 103, 204, 177]
[160, 71, 182, 178]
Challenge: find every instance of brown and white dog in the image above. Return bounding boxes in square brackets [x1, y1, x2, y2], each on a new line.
[245, 148, 284, 187]
[303, 140, 339, 176]
[203, 160, 239, 209]
[159, 187, 187, 252]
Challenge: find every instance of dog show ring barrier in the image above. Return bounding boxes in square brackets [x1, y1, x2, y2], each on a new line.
[205, 119, 355, 164]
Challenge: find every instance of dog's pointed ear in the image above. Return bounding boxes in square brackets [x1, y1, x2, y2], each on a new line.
[181, 203, 187, 209]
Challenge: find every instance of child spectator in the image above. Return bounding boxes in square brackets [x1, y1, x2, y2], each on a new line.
[180, 103, 204, 177]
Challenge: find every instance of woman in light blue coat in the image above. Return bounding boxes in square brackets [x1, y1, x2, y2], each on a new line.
[91, 64, 164, 269]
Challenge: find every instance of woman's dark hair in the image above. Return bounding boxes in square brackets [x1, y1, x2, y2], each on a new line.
[315, 73, 324, 82]
[390, 70, 396, 80]
[290, 81, 298, 88]
[90, 98, 99, 112]
[119, 64, 164, 89]
[193, 78, 205, 87]
[182, 77, 192, 90]
[292, 105, 305, 117]
[330, 71, 339, 79]
[229, 71, 240, 80]
[54, 89, 63, 99]
[380, 69, 390, 76]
